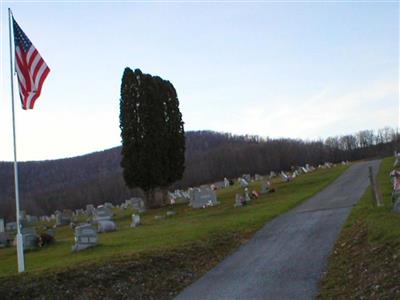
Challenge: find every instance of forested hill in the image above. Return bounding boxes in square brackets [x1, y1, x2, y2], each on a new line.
[0, 130, 397, 219]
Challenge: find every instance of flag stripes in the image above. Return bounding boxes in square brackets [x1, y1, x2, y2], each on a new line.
[12, 16, 50, 110]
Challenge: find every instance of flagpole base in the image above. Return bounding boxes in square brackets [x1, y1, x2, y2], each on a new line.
[16, 233, 25, 273]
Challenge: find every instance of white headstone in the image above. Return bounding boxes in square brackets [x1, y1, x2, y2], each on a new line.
[224, 177, 230, 188]
[131, 214, 141, 227]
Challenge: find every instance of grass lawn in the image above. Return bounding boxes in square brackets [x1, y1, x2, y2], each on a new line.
[319, 157, 400, 299]
[0, 165, 348, 278]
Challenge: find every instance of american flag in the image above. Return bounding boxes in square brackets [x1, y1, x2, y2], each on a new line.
[13, 16, 50, 110]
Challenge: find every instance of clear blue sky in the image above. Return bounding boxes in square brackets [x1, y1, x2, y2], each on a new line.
[0, 1, 398, 161]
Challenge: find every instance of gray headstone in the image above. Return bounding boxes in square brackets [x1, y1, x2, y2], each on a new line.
[97, 220, 117, 233]
[93, 207, 113, 222]
[213, 181, 225, 190]
[72, 224, 98, 252]
[234, 194, 244, 208]
[26, 215, 38, 226]
[239, 178, 249, 188]
[393, 199, 400, 214]
[0, 218, 4, 233]
[21, 227, 39, 250]
[125, 197, 146, 211]
[86, 204, 95, 216]
[260, 182, 270, 194]
[256, 174, 264, 181]
[104, 202, 114, 209]
[55, 212, 71, 227]
[131, 214, 141, 227]
[190, 188, 219, 208]
[6, 222, 17, 232]
[244, 189, 251, 202]
[166, 211, 176, 217]
[0, 232, 10, 248]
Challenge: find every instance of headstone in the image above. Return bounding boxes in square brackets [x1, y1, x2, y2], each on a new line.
[281, 171, 289, 182]
[154, 215, 164, 220]
[260, 181, 270, 194]
[166, 211, 176, 217]
[394, 151, 400, 167]
[224, 177, 230, 188]
[390, 170, 400, 205]
[244, 188, 251, 202]
[72, 224, 98, 252]
[393, 199, 400, 214]
[55, 211, 71, 226]
[104, 202, 114, 209]
[171, 190, 189, 204]
[234, 193, 244, 208]
[126, 197, 146, 212]
[242, 174, 251, 182]
[131, 214, 141, 227]
[19, 211, 27, 227]
[190, 188, 219, 208]
[301, 167, 308, 173]
[93, 207, 113, 222]
[169, 192, 176, 203]
[0, 232, 10, 248]
[97, 220, 117, 233]
[213, 181, 225, 190]
[6, 222, 17, 232]
[255, 174, 263, 181]
[239, 178, 249, 188]
[26, 215, 38, 226]
[21, 227, 39, 250]
[75, 209, 85, 216]
[0, 218, 4, 233]
[86, 204, 95, 216]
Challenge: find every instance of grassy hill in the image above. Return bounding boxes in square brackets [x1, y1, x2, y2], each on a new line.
[0, 165, 347, 298]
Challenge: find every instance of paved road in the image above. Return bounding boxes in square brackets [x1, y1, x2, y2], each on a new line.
[176, 160, 381, 300]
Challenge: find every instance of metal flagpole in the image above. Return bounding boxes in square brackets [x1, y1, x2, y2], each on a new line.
[8, 7, 25, 273]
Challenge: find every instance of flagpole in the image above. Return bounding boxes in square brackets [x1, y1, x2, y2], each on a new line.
[8, 7, 25, 273]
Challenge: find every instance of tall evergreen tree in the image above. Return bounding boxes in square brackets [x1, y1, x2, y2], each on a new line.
[119, 68, 185, 208]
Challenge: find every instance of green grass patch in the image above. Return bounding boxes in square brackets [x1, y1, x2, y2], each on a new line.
[0, 165, 347, 277]
[319, 157, 400, 299]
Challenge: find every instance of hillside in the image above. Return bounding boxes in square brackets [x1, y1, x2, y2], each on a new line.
[0, 130, 397, 219]
[0, 165, 347, 299]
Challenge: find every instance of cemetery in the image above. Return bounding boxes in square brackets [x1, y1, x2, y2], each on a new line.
[0, 163, 346, 278]
[1, 157, 400, 299]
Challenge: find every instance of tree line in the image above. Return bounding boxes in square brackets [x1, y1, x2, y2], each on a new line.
[0, 127, 398, 220]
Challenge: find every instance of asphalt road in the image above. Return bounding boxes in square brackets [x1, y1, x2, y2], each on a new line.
[176, 160, 381, 300]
